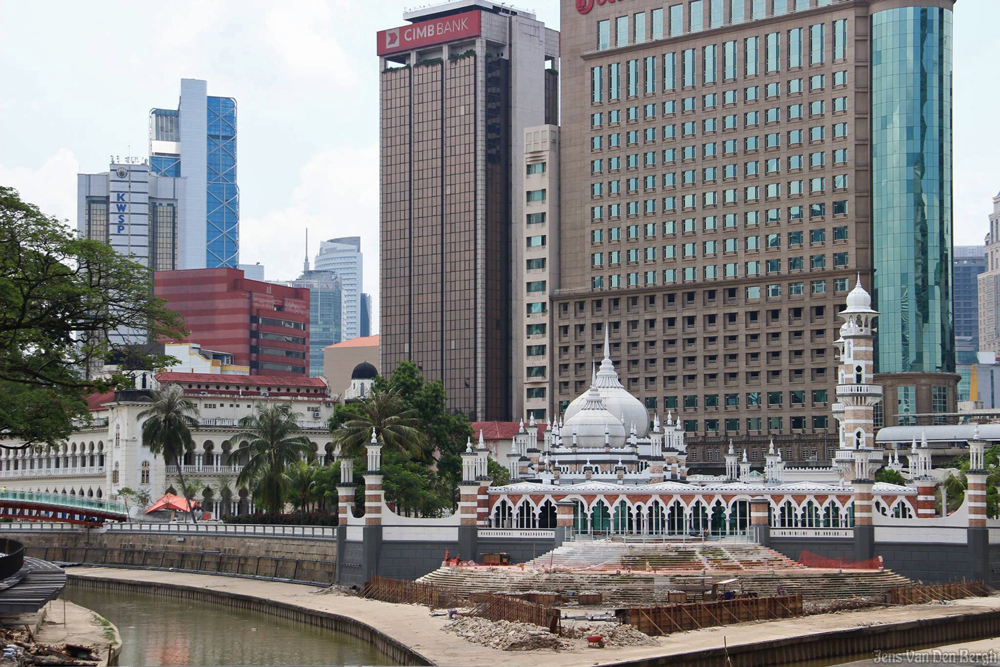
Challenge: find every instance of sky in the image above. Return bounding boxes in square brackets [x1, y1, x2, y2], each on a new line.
[0, 0, 994, 335]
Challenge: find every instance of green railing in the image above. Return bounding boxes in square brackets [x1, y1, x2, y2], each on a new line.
[0, 489, 126, 515]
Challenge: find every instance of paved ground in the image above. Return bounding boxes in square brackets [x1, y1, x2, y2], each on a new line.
[35, 599, 121, 666]
[66, 567, 1000, 667]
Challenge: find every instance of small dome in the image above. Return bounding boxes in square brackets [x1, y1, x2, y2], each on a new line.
[845, 275, 872, 310]
[563, 385, 627, 448]
[351, 361, 378, 380]
[563, 330, 649, 437]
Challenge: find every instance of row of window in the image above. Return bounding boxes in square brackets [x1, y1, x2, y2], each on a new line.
[592, 225, 848, 245]
[592, 128, 848, 156]
[590, 271, 846, 290]
[592, 199, 848, 222]
[593, 23, 848, 102]
[597, 0, 838, 52]
[592, 72, 849, 121]
[594, 163, 847, 190]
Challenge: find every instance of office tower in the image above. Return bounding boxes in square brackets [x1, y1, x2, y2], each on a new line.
[287, 270, 343, 377]
[557, 0, 955, 464]
[314, 237, 364, 341]
[149, 79, 239, 269]
[979, 194, 1000, 354]
[378, 0, 559, 420]
[360, 294, 372, 338]
[953, 246, 985, 345]
[520, 126, 560, 423]
[78, 161, 185, 346]
[155, 268, 310, 377]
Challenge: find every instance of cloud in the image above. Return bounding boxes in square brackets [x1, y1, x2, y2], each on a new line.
[0, 148, 79, 228]
[263, 1, 361, 88]
[239, 144, 379, 330]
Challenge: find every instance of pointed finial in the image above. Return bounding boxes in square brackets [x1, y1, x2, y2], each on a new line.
[371, 427, 378, 444]
[921, 429, 928, 448]
[974, 424, 981, 442]
[592, 362, 597, 386]
[667, 410, 673, 425]
[768, 438, 775, 455]
[479, 429, 485, 449]
[728, 439, 734, 455]
[519, 418, 525, 433]
[603, 322, 610, 361]
[856, 271, 862, 289]
[630, 421, 636, 435]
[911, 436, 917, 452]
[742, 448, 748, 462]
[466, 436, 473, 453]
[529, 414, 536, 428]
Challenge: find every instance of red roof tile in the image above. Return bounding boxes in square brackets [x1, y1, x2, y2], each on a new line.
[155, 372, 328, 388]
[325, 335, 380, 350]
[85, 392, 116, 412]
[471, 421, 547, 442]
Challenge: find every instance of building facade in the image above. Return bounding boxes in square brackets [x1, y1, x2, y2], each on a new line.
[0, 374, 335, 518]
[519, 126, 561, 422]
[313, 237, 364, 342]
[555, 0, 956, 466]
[954, 246, 985, 345]
[155, 268, 310, 377]
[979, 194, 1000, 354]
[323, 335, 379, 402]
[150, 78, 239, 269]
[287, 270, 343, 377]
[378, 0, 559, 421]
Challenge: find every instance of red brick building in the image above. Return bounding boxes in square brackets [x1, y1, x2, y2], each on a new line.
[155, 268, 310, 376]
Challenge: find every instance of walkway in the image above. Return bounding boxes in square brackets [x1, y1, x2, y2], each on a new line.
[0, 490, 127, 525]
[67, 567, 1000, 667]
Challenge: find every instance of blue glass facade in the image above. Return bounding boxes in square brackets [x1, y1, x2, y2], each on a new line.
[871, 6, 953, 374]
[206, 96, 239, 268]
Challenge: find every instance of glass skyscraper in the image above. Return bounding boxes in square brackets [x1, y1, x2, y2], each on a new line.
[150, 79, 239, 269]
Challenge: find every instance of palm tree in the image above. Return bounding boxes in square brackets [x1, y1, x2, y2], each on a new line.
[233, 404, 312, 514]
[331, 386, 426, 459]
[138, 385, 200, 522]
[284, 459, 317, 513]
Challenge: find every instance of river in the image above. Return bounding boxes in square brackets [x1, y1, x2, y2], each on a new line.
[61, 583, 393, 666]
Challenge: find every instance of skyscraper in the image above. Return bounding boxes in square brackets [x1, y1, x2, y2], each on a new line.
[287, 270, 343, 377]
[953, 246, 985, 344]
[314, 237, 364, 342]
[378, 0, 559, 420]
[556, 0, 956, 464]
[979, 194, 1000, 354]
[149, 79, 239, 269]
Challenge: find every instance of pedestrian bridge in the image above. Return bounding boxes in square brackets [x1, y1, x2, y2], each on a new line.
[0, 490, 127, 526]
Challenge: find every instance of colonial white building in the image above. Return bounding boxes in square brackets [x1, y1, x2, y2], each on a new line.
[0, 373, 336, 518]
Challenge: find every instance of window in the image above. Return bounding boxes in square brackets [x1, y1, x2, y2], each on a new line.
[526, 258, 545, 270]
[834, 252, 849, 268]
[598, 20, 611, 51]
[788, 27, 802, 68]
[634, 11, 647, 43]
[690, 0, 704, 31]
[766, 32, 780, 73]
[810, 24, 824, 65]
[616, 15, 629, 47]
[645, 56, 656, 94]
[683, 49, 696, 87]
[669, 3, 684, 36]
[834, 19, 847, 60]
[527, 235, 546, 248]
[526, 281, 546, 293]
[703, 44, 716, 84]
[527, 302, 547, 314]
[592, 66, 603, 104]
[627, 59, 639, 97]
[609, 63, 620, 100]
[811, 279, 826, 294]
[724, 40, 737, 79]
[140, 461, 150, 485]
[745, 36, 759, 77]
[663, 53, 676, 91]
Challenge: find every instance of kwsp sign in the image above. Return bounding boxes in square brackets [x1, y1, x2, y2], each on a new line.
[115, 193, 127, 234]
[577, 0, 625, 15]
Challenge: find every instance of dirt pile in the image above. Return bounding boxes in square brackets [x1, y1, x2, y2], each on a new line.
[443, 617, 570, 651]
[562, 621, 659, 647]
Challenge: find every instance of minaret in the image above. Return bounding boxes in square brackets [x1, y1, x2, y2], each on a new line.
[832, 275, 882, 480]
[724, 440, 738, 481]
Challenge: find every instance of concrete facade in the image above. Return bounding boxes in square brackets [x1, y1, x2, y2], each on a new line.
[323, 335, 380, 403]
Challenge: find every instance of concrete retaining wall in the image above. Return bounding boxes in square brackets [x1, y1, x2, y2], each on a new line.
[878, 543, 974, 584]
[770, 538, 855, 563]
[379, 541, 458, 581]
[477, 537, 555, 564]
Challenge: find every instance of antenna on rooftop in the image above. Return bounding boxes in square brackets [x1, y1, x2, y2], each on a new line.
[304, 228, 310, 273]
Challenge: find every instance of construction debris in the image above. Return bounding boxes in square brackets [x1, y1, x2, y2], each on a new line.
[0, 625, 104, 666]
[444, 617, 570, 651]
[442, 616, 657, 651]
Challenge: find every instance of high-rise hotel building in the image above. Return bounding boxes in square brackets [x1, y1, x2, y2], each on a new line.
[378, 0, 559, 420]
[556, 0, 956, 465]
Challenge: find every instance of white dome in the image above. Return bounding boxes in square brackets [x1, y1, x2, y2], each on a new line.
[562, 332, 649, 437]
[845, 275, 873, 310]
[563, 385, 627, 448]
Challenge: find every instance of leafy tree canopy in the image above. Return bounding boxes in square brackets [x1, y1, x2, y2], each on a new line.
[0, 186, 185, 448]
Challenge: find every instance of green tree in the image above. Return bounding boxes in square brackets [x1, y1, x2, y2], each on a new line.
[117, 486, 136, 516]
[874, 467, 906, 486]
[234, 404, 311, 514]
[0, 186, 184, 448]
[487, 459, 510, 487]
[138, 385, 200, 522]
[134, 488, 152, 513]
[284, 459, 317, 513]
[330, 385, 426, 459]
[310, 464, 340, 513]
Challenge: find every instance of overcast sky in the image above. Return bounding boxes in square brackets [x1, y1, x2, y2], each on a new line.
[0, 1, 993, 335]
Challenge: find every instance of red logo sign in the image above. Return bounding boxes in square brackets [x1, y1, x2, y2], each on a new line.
[377, 10, 482, 57]
[577, 0, 625, 15]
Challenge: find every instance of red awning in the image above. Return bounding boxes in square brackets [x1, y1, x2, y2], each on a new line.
[146, 493, 201, 514]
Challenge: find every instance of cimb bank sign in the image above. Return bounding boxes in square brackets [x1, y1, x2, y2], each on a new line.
[377, 10, 482, 57]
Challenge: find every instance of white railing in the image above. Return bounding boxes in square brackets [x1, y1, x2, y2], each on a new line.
[836, 384, 883, 396]
[104, 522, 336, 539]
[0, 521, 83, 532]
[770, 528, 853, 538]
[478, 529, 556, 539]
[0, 467, 104, 479]
[165, 465, 243, 475]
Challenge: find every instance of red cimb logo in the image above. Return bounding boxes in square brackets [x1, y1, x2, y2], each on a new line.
[578, 0, 622, 15]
